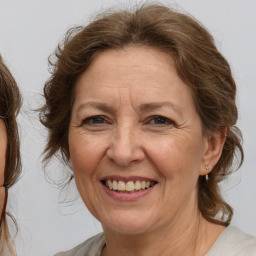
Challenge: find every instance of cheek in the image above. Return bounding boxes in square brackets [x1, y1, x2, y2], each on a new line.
[146, 135, 203, 208]
[146, 133, 204, 179]
[68, 133, 109, 217]
[69, 133, 107, 176]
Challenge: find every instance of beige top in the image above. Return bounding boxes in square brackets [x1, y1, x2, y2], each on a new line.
[54, 226, 256, 256]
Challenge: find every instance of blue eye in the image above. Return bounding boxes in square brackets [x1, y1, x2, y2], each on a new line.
[82, 116, 106, 125]
[148, 116, 173, 125]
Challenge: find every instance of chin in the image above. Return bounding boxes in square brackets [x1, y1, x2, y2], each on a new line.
[100, 210, 156, 235]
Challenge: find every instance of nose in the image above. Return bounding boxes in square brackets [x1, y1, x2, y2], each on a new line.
[106, 125, 145, 167]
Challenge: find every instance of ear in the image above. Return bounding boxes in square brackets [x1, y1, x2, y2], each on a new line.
[199, 127, 226, 176]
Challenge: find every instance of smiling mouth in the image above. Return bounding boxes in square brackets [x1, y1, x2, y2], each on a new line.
[101, 179, 157, 193]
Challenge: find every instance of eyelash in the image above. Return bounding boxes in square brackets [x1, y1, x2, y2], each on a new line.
[80, 115, 174, 127]
[81, 115, 108, 126]
[146, 115, 174, 126]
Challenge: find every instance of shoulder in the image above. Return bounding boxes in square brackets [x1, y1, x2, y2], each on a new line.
[54, 233, 105, 256]
[207, 225, 256, 256]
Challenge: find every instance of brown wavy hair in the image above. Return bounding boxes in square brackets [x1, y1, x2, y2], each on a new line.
[40, 4, 243, 226]
[0, 56, 21, 255]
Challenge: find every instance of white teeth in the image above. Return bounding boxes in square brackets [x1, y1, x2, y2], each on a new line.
[105, 179, 155, 192]
[117, 181, 126, 191]
[126, 181, 135, 192]
[113, 180, 118, 190]
[107, 180, 113, 189]
[135, 180, 141, 190]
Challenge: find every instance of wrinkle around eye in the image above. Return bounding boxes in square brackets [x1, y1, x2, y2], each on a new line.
[147, 115, 174, 125]
[72, 115, 113, 133]
[81, 116, 106, 125]
[141, 116, 188, 135]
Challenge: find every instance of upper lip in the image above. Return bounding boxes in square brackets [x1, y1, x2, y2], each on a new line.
[100, 175, 157, 182]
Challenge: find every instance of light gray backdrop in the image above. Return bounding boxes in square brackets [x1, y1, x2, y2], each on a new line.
[0, 0, 255, 255]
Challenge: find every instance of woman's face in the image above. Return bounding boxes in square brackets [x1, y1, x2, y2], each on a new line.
[0, 119, 7, 215]
[69, 47, 220, 235]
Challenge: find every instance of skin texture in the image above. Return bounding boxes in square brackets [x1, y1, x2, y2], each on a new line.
[0, 119, 7, 215]
[68, 47, 226, 256]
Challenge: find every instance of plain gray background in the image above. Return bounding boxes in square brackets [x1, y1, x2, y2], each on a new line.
[0, 0, 255, 255]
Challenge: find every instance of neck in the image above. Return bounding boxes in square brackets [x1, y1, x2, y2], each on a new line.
[102, 210, 225, 256]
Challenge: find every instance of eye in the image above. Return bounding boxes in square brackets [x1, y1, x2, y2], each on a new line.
[81, 115, 107, 125]
[147, 115, 173, 125]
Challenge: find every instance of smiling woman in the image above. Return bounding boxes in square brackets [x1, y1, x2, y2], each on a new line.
[0, 56, 21, 256]
[68, 47, 217, 238]
[40, 3, 256, 256]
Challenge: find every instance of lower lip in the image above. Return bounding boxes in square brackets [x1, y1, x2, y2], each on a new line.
[102, 183, 155, 201]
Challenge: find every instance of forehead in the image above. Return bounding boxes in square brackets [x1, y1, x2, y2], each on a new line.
[73, 46, 195, 111]
[78, 46, 180, 88]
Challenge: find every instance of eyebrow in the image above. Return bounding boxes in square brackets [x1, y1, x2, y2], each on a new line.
[76, 102, 116, 115]
[76, 101, 183, 118]
[139, 102, 183, 117]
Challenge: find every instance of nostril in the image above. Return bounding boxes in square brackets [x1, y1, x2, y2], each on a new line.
[106, 145, 145, 167]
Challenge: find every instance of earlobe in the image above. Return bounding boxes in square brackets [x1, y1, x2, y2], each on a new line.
[200, 127, 227, 176]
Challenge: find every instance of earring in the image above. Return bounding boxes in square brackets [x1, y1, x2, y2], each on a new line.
[205, 166, 209, 181]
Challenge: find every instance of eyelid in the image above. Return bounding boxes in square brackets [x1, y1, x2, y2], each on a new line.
[80, 115, 109, 126]
[146, 115, 175, 126]
[79, 114, 176, 127]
